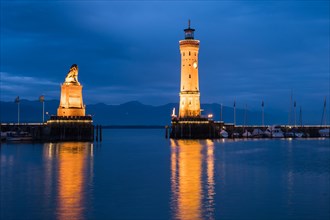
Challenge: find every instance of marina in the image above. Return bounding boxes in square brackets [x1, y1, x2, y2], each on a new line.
[1, 122, 328, 143]
[169, 120, 329, 139]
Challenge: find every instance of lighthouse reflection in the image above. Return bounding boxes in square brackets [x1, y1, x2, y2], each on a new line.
[170, 139, 215, 220]
[43, 142, 94, 220]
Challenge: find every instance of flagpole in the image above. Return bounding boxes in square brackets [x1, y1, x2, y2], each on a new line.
[244, 104, 247, 127]
[262, 100, 264, 127]
[299, 106, 302, 127]
[42, 101, 45, 123]
[294, 101, 296, 127]
[234, 100, 236, 125]
[18, 101, 20, 125]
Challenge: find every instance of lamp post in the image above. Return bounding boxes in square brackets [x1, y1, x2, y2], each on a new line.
[39, 95, 45, 123]
[15, 96, 20, 125]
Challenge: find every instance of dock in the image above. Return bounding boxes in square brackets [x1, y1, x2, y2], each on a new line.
[169, 118, 329, 139]
[1, 115, 95, 142]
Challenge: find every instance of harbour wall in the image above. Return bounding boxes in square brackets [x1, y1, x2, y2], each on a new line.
[169, 120, 329, 139]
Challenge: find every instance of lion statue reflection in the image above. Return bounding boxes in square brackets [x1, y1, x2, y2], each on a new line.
[65, 64, 79, 84]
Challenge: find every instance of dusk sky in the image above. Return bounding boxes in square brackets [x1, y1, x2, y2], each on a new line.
[1, 0, 329, 114]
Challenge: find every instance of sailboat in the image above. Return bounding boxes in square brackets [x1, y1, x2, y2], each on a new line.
[264, 125, 284, 138]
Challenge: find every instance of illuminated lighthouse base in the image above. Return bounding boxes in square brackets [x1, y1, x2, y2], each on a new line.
[179, 92, 200, 118]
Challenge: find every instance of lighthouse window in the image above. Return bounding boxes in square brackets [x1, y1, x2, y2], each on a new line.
[189, 51, 191, 56]
[189, 74, 191, 78]
[183, 52, 185, 56]
[195, 52, 196, 56]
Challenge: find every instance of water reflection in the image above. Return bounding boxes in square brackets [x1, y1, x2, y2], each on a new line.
[170, 139, 215, 220]
[43, 142, 94, 220]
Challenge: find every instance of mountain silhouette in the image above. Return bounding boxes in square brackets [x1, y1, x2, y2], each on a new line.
[0, 100, 299, 126]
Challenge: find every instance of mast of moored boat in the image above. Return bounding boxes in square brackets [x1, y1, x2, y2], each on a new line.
[321, 96, 327, 126]
[299, 106, 303, 127]
[262, 100, 264, 126]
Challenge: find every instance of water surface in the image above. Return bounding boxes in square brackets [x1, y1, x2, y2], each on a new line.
[1, 129, 329, 219]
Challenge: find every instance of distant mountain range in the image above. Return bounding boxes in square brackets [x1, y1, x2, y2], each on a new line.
[0, 100, 323, 125]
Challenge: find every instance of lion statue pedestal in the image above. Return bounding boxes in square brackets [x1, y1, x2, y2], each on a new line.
[57, 64, 85, 117]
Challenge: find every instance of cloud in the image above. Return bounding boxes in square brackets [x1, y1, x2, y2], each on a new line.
[0, 1, 329, 114]
[0, 72, 60, 100]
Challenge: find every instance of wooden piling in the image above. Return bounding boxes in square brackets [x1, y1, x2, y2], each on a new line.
[100, 125, 102, 142]
[165, 125, 168, 139]
[95, 125, 99, 142]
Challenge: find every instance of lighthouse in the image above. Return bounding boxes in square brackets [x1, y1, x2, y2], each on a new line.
[179, 20, 201, 118]
[170, 21, 220, 139]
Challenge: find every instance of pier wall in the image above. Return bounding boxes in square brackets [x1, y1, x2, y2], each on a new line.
[170, 119, 329, 139]
[1, 115, 94, 142]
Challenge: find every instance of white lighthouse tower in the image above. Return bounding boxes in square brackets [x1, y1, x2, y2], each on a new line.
[178, 20, 201, 118]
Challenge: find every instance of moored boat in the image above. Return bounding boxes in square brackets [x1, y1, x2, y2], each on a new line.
[252, 128, 264, 138]
[242, 130, 252, 138]
[1, 131, 8, 141]
[6, 131, 33, 142]
[319, 128, 330, 137]
[264, 125, 284, 138]
[231, 132, 240, 138]
[219, 130, 228, 138]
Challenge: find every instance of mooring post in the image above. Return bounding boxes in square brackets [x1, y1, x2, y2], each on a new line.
[189, 124, 191, 138]
[165, 125, 168, 139]
[96, 125, 99, 142]
[63, 125, 66, 141]
[212, 124, 215, 138]
[91, 125, 94, 141]
[100, 125, 102, 142]
[180, 124, 183, 138]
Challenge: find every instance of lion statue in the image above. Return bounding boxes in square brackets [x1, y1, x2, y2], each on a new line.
[65, 64, 79, 84]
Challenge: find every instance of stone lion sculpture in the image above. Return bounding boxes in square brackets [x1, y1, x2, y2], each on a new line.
[65, 64, 79, 84]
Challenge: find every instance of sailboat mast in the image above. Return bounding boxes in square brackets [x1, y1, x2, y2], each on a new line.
[233, 100, 236, 125]
[220, 103, 223, 122]
[299, 106, 302, 127]
[321, 96, 327, 126]
[288, 90, 293, 125]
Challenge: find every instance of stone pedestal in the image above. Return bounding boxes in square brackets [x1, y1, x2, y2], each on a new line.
[57, 83, 85, 116]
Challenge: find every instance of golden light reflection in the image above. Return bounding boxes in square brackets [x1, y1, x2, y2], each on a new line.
[170, 139, 215, 220]
[44, 142, 93, 220]
[206, 139, 215, 218]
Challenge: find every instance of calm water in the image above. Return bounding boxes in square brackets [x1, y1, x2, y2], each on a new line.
[1, 129, 329, 220]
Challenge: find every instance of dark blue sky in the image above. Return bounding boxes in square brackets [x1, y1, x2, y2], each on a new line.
[1, 1, 329, 114]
